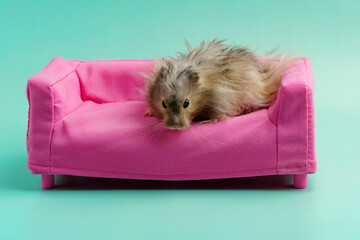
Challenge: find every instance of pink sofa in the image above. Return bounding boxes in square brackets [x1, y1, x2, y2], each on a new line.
[26, 57, 316, 189]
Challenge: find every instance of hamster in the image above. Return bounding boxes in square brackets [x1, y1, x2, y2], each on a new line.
[143, 39, 293, 130]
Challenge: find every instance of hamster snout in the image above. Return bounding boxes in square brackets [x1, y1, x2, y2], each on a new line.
[164, 116, 184, 130]
[163, 100, 191, 130]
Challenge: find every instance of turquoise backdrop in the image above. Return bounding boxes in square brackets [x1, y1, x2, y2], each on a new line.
[1, 0, 359, 239]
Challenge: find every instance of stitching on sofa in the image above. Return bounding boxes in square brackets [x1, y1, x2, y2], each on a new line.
[53, 101, 85, 126]
[77, 59, 153, 63]
[48, 62, 81, 174]
[304, 58, 312, 171]
[28, 162, 312, 176]
[26, 85, 31, 151]
[303, 58, 311, 171]
[275, 77, 284, 175]
[48, 87, 55, 173]
[51, 70, 85, 125]
[270, 59, 305, 174]
[50, 70, 76, 87]
[74, 68, 86, 102]
[267, 116, 276, 127]
[304, 58, 309, 172]
[299, 58, 310, 172]
[277, 59, 310, 173]
[275, 89, 282, 175]
[275, 123, 279, 175]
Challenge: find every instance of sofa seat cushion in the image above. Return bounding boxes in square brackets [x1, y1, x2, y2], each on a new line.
[50, 100, 277, 180]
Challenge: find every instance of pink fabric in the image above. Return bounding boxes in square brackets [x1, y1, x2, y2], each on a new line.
[26, 57, 316, 180]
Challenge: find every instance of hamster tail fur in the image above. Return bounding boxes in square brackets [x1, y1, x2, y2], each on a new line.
[260, 51, 297, 103]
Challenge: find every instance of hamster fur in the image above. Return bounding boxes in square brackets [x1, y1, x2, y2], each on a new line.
[143, 39, 294, 130]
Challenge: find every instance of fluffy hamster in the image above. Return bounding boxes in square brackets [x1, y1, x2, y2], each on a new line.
[144, 39, 293, 130]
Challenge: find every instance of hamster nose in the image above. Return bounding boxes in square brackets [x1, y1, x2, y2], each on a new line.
[169, 117, 180, 125]
[165, 117, 183, 129]
[170, 108, 180, 115]
[168, 102, 180, 115]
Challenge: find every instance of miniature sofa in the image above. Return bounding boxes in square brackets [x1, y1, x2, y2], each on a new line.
[26, 57, 316, 189]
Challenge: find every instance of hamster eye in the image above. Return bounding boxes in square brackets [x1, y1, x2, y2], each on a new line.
[162, 100, 167, 109]
[183, 99, 190, 108]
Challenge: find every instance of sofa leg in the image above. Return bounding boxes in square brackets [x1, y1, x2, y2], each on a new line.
[41, 175, 54, 189]
[293, 174, 307, 189]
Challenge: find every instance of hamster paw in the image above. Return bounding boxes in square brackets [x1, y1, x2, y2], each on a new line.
[143, 109, 154, 117]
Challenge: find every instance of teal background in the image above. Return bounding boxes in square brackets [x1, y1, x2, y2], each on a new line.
[1, 0, 359, 239]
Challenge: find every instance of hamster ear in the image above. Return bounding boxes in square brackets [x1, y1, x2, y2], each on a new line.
[190, 71, 199, 83]
[157, 66, 167, 80]
[152, 59, 168, 82]
[184, 67, 199, 83]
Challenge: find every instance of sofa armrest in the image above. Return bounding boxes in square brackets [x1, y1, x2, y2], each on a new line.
[268, 57, 316, 174]
[26, 57, 82, 172]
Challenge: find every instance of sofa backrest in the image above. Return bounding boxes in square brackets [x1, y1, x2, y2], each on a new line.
[75, 59, 155, 103]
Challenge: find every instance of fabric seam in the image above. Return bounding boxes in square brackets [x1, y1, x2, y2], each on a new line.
[304, 58, 309, 172]
[48, 62, 81, 173]
[53, 99, 85, 126]
[275, 77, 284, 175]
[74, 59, 154, 63]
[50, 70, 76, 87]
[29, 162, 314, 176]
[26, 86, 31, 151]
[48, 87, 55, 173]
[304, 58, 312, 171]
